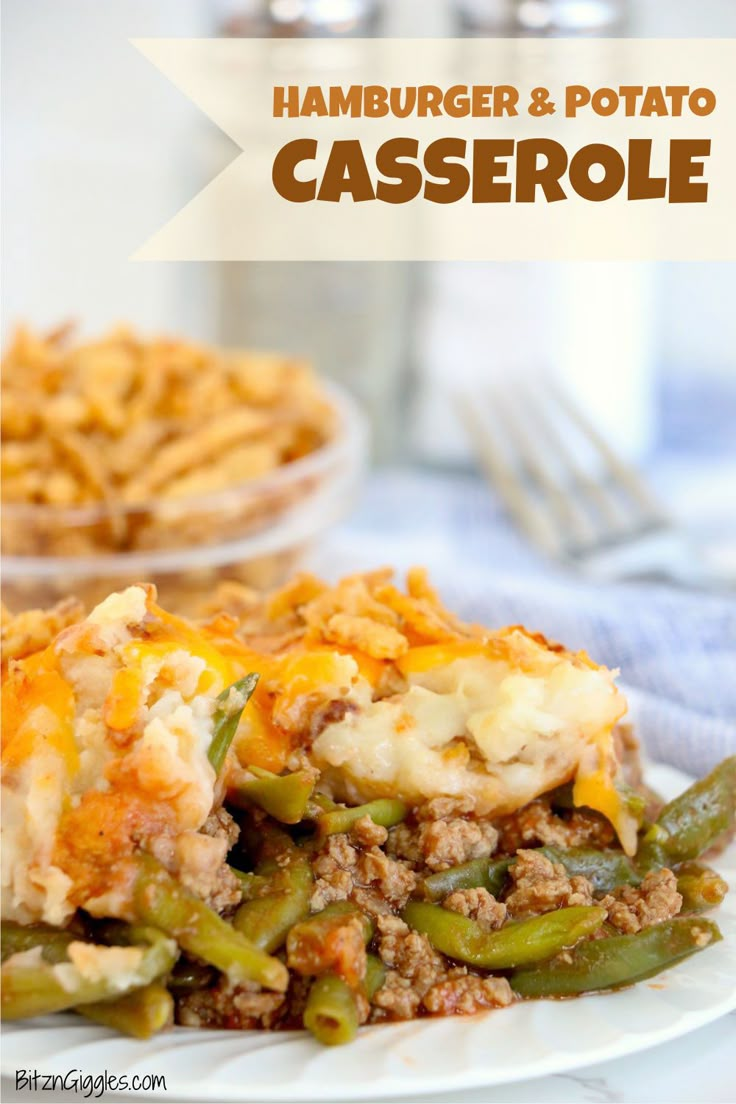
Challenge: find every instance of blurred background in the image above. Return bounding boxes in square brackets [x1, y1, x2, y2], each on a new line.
[3, 2, 735, 456]
[4, 0, 735, 549]
[2, 0, 735, 763]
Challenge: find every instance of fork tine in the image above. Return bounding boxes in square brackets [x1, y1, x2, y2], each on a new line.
[494, 385, 599, 553]
[456, 390, 565, 560]
[516, 376, 628, 538]
[547, 378, 671, 528]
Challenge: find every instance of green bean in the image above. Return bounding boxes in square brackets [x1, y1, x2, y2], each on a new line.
[676, 862, 729, 913]
[365, 953, 386, 1001]
[511, 916, 722, 997]
[228, 867, 268, 900]
[316, 798, 408, 838]
[239, 819, 298, 866]
[1, 926, 177, 1020]
[546, 780, 645, 823]
[289, 901, 375, 948]
[312, 901, 375, 943]
[133, 854, 287, 992]
[544, 781, 576, 809]
[303, 940, 386, 1049]
[78, 982, 174, 1039]
[637, 757, 736, 870]
[208, 674, 259, 775]
[306, 793, 339, 818]
[287, 903, 374, 993]
[402, 901, 606, 970]
[1, 922, 76, 965]
[617, 783, 648, 827]
[167, 959, 216, 992]
[423, 857, 512, 902]
[229, 767, 315, 825]
[537, 846, 641, 895]
[303, 974, 360, 1046]
[94, 920, 170, 950]
[233, 853, 313, 952]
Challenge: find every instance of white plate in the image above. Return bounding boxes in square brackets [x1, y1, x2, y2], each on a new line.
[3, 762, 735, 1102]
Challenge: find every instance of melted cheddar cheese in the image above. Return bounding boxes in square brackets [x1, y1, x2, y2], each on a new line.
[1, 570, 640, 930]
[310, 635, 633, 848]
[1, 587, 234, 924]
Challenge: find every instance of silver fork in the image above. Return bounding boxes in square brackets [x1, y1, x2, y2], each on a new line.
[458, 376, 713, 587]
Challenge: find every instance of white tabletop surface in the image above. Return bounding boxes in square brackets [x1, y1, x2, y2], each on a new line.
[2, 1011, 734, 1103]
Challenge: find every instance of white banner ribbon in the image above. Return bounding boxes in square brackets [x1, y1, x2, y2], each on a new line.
[132, 37, 736, 260]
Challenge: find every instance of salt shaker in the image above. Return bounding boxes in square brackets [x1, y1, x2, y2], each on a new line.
[211, 1, 412, 462]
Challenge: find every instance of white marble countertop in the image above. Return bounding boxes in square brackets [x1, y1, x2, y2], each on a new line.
[404, 1012, 736, 1104]
[3, 1012, 734, 1103]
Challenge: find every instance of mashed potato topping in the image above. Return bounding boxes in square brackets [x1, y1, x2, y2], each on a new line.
[312, 639, 625, 824]
[1, 586, 236, 925]
[1, 567, 637, 931]
[212, 568, 635, 853]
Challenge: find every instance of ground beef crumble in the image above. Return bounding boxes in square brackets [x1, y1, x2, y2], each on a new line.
[176, 815, 690, 1035]
[387, 812, 498, 872]
[176, 978, 285, 1030]
[287, 913, 367, 986]
[310, 834, 357, 910]
[372, 914, 514, 1020]
[308, 699, 357, 743]
[201, 806, 240, 850]
[205, 866, 243, 915]
[171, 825, 242, 915]
[371, 971, 422, 1020]
[176, 721, 685, 1035]
[355, 848, 418, 903]
[599, 868, 683, 934]
[505, 849, 594, 919]
[385, 822, 423, 866]
[443, 887, 507, 930]
[279, 973, 315, 1029]
[420, 819, 499, 871]
[496, 798, 615, 853]
[417, 796, 477, 821]
[350, 814, 389, 847]
[372, 915, 447, 1019]
[423, 975, 513, 1015]
[154, 806, 243, 915]
[310, 834, 417, 915]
